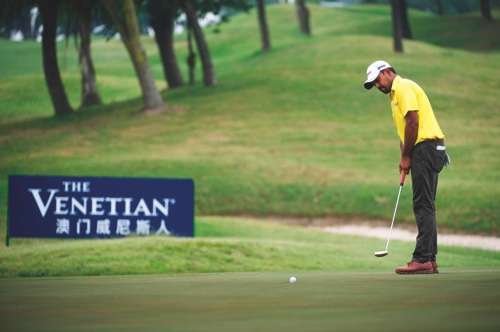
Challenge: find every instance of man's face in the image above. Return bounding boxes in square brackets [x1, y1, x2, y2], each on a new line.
[375, 71, 391, 94]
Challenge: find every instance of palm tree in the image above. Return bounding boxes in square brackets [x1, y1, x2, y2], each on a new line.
[73, 0, 102, 107]
[390, 0, 404, 53]
[436, 0, 445, 16]
[38, 0, 74, 115]
[401, 0, 412, 39]
[480, 0, 493, 21]
[102, 0, 165, 111]
[180, 0, 215, 86]
[148, 0, 184, 89]
[296, 0, 311, 35]
[256, 0, 271, 51]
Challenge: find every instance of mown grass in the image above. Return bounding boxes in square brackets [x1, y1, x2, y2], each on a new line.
[1, 217, 499, 278]
[2, 270, 500, 332]
[1, 4, 500, 242]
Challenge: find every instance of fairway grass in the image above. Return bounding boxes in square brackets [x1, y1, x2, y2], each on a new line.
[2, 270, 500, 332]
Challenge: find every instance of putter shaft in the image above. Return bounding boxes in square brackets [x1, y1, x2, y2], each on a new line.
[384, 184, 403, 251]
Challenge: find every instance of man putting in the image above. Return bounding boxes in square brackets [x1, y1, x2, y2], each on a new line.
[364, 60, 448, 274]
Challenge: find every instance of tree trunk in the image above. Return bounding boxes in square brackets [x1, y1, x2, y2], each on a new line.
[102, 0, 164, 111]
[480, 0, 493, 21]
[39, 0, 73, 116]
[401, 0, 412, 39]
[296, 0, 311, 35]
[181, 0, 215, 86]
[75, 0, 102, 107]
[390, 0, 404, 53]
[20, 8, 32, 39]
[149, 0, 183, 89]
[436, 0, 445, 15]
[256, 0, 271, 52]
[187, 26, 196, 85]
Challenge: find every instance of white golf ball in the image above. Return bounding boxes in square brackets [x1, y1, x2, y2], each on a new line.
[289, 276, 297, 283]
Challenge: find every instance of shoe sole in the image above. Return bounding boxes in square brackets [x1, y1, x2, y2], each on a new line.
[395, 270, 434, 275]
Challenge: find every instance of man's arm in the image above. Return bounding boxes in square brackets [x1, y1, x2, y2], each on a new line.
[400, 111, 419, 174]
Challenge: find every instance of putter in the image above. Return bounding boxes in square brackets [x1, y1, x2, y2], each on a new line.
[374, 172, 406, 258]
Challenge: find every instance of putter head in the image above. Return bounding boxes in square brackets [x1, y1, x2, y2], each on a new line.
[374, 250, 388, 258]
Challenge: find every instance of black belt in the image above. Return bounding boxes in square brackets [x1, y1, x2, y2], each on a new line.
[423, 138, 444, 145]
[414, 138, 445, 150]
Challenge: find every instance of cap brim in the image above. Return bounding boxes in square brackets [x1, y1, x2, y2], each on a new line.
[363, 80, 375, 90]
[363, 71, 379, 90]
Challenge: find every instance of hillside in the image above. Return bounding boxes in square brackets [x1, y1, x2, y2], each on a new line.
[1, 4, 500, 239]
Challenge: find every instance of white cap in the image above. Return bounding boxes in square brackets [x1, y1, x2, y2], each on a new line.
[363, 60, 392, 89]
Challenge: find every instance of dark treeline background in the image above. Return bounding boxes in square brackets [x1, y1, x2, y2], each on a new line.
[0, 0, 497, 115]
[352, 0, 499, 15]
[2, 0, 499, 40]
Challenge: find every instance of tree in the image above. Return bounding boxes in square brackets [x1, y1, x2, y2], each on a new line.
[182, 0, 250, 84]
[148, 0, 184, 89]
[102, 0, 164, 111]
[401, 0, 412, 39]
[390, 0, 404, 53]
[180, 0, 216, 86]
[480, 0, 493, 21]
[38, 0, 74, 115]
[296, 0, 311, 35]
[436, 0, 445, 16]
[73, 0, 102, 107]
[256, 0, 270, 52]
[2, 0, 101, 114]
[186, 19, 196, 85]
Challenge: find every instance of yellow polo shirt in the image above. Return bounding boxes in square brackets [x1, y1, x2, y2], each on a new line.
[390, 76, 444, 144]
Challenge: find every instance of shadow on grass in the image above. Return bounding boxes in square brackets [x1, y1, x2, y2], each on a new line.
[411, 15, 500, 52]
[343, 6, 500, 52]
[0, 76, 264, 136]
[0, 96, 142, 133]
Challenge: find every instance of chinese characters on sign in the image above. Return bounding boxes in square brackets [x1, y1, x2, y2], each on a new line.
[53, 218, 171, 236]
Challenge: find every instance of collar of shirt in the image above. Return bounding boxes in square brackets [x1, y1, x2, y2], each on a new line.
[390, 75, 402, 99]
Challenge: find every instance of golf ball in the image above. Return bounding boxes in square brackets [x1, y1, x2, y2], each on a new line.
[289, 276, 297, 283]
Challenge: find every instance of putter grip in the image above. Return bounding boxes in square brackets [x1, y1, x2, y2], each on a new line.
[400, 172, 406, 186]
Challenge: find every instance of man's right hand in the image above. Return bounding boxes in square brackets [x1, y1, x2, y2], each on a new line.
[399, 155, 411, 175]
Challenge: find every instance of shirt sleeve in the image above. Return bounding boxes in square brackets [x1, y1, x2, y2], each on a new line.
[397, 83, 418, 117]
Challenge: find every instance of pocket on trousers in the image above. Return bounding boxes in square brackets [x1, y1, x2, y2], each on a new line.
[432, 149, 447, 173]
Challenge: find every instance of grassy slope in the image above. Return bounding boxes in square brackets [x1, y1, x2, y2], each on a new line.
[1, 217, 499, 277]
[0, 4, 500, 241]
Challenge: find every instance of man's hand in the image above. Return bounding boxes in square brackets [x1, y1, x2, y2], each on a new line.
[399, 156, 411, 174]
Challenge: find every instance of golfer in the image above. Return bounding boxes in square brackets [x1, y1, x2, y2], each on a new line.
[364, 60, 449, 274]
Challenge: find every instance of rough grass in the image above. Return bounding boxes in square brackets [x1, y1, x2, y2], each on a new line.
[0, 217, 499, 278]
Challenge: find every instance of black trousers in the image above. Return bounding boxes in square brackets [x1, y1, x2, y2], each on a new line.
[410, 139, 448, 263]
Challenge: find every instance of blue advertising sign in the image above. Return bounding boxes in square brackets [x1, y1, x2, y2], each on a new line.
[8, 175, 194, 241]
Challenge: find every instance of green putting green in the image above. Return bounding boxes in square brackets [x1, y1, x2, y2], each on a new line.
[2, 270, 500, 332]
